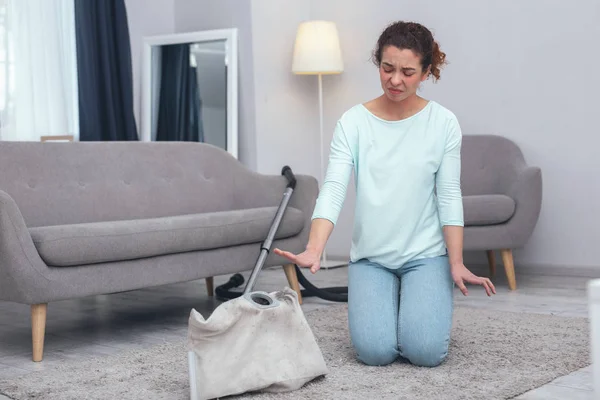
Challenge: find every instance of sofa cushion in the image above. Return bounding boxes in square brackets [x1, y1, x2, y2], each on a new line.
[463, 195, 516, 226]
[29, 207, 304, 267]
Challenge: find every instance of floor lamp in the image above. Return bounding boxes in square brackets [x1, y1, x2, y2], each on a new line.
[292, 20, 347, 268]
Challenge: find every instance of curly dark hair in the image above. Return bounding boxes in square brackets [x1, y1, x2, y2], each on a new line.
[372, 21, 447, 81]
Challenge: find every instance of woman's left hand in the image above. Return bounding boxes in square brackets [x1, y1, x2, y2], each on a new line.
[451, 263, 496, 297]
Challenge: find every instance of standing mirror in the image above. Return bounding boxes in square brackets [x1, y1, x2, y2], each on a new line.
[141, 29, 238, 158]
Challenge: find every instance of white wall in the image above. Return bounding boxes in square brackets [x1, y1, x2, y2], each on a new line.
[244, 0, 600, 269]
[249, 1, 319, 179]
[174, 0, 258, 171]
[128, 0, 600, 269]
[311, 0, 600, 268]
[124, 0, 176, 134]
[173, 0, 317, 175]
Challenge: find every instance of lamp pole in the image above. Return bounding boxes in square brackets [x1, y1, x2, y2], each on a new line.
[291, 20, 347, 269]
[317, 72, 329, 266]
[317, 73, 346, 269]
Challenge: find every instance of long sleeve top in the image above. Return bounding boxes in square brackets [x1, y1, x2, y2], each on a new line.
[311, 100, 464, 268]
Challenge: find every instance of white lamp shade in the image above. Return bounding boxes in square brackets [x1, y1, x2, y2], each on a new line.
[292, 20, 344, 75]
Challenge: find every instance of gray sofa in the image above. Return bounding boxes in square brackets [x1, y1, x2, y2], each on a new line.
[461, 135, 542, 290]
[0, 141, 318, 362]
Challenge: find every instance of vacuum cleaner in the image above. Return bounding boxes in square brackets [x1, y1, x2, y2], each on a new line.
[186, 166, 329, 400]
[215, 166, 349, 303]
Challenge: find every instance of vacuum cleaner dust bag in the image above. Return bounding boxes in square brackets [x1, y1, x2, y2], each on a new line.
[187, 287, 328, 400]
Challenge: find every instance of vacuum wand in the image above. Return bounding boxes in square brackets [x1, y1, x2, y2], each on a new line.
[242, 166, 297, 295]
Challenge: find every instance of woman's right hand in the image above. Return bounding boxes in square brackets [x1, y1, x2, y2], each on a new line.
[272, 247, 322, 274]
[274, 218, 333, 275]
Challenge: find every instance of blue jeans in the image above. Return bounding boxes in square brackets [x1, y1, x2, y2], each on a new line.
[347, 255, 454, 367]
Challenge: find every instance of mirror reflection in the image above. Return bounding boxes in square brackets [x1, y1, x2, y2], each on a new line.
[150, 40, 227, 150]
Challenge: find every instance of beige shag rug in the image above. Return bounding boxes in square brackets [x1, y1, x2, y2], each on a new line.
[0, 305, 590, 400]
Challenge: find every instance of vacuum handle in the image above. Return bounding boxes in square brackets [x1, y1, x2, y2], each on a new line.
[281, 165, 296, 189]
[244, 167, 295, 295]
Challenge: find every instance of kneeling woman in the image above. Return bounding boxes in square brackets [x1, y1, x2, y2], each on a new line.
[274, 20, 495, 367]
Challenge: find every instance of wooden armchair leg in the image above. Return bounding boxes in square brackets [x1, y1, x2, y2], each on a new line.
[283, 264, 303, 304]
[31, 303, 47, 362]
[205, 277, 214, 297]
[500, 249, 517, 290]
[486, 250, 496, 277]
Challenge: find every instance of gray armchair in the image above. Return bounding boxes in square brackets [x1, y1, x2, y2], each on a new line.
[460, 135, 542, 290]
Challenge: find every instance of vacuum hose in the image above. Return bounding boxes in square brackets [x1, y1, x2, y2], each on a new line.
[214, 273, 245, 298]
[293, 265, 348, 302]
[215, 267, 348, 302]
[214, 164, 348, 303]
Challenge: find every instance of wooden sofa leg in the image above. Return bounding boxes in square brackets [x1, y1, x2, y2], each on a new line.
[500, 249, 517, 290]
[205, 277, 214, 297]
[31, 303, 47, 362]
[486, 250, 496, 277]
[283, 264, 303, 305]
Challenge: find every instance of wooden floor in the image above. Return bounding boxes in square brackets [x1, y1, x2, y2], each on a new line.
[0, 263, 596, 400]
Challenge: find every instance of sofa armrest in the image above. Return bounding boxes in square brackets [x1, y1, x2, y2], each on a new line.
[504, 166, 543, 247]
[0, 189, 50, 304]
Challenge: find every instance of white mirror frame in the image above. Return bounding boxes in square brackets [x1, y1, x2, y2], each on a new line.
[140, 28, 238, 159]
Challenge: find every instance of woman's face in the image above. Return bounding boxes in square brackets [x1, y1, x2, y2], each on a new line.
[379, 45, 429, 102]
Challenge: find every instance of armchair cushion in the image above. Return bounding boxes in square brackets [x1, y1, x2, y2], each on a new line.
[463, 194, 515, 226]
[29, 206, 304, 267]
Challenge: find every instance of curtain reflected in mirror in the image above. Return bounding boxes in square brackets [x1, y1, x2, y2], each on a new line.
[151, 40, 227, 149]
